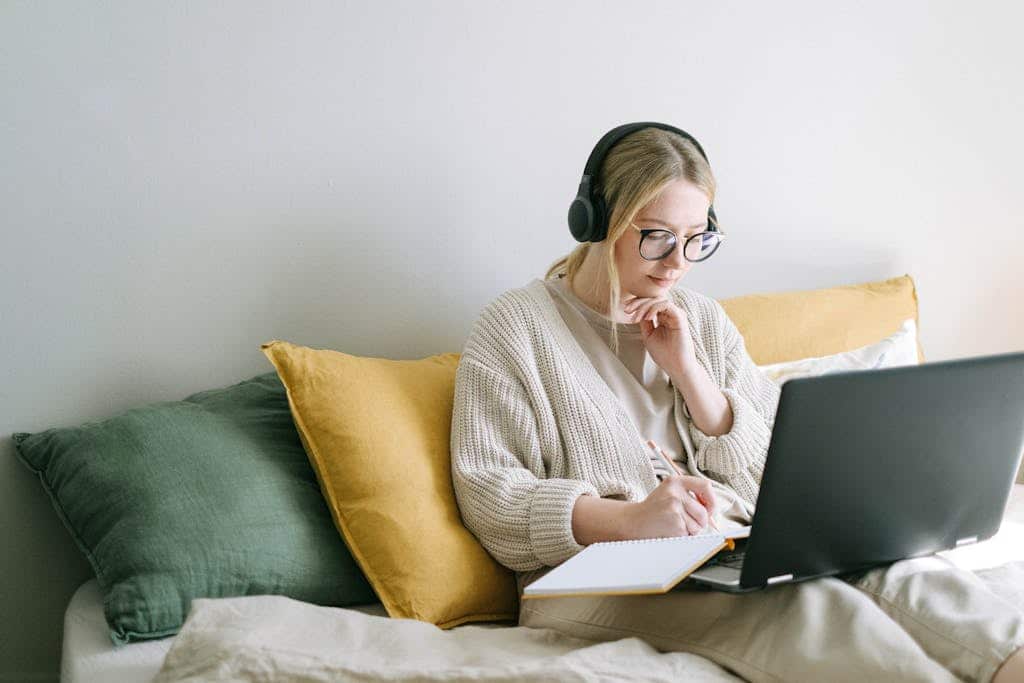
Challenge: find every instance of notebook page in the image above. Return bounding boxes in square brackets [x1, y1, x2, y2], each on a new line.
[523, 534, 727, 598]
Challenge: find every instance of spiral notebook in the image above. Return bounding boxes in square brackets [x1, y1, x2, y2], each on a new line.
[521, 526, 751, 599]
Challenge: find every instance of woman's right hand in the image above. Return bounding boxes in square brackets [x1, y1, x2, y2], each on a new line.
[622, 474, 716, 540]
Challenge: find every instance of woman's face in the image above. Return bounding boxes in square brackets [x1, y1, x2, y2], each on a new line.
[613, 178, 712, 298]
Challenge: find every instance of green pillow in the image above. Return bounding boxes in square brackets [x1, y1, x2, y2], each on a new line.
[13, 372, 377, 645]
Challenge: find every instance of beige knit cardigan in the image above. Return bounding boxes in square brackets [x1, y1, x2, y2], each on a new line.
[450, 277, 781, 572]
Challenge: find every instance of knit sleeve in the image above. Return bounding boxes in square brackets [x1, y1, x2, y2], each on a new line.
[450, 357, 600, 572]
[686, 301, 781, 496]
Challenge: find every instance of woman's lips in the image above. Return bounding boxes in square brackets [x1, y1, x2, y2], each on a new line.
[649, 275, 674, 286]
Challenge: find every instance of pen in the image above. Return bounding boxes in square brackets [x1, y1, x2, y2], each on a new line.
[646, 439, 720, 534]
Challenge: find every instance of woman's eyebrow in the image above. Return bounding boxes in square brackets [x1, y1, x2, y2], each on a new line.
[637, 217, 707, 234]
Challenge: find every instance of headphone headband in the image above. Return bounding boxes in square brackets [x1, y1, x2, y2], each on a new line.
[568, 121, 718, 243]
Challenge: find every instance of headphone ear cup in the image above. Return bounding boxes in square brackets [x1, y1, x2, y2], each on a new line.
[568, 195, 595, 242]
[589, 193, 607, 242]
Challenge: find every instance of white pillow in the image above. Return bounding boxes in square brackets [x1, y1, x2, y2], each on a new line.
[757, 318, 919, 386]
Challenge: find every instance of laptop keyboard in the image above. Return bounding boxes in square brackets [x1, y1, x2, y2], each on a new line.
[712, 550, 746, 569]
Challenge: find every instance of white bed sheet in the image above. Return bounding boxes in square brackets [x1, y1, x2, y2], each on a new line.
[63, 483, 1024, 683]
[61, 580, 390, 683]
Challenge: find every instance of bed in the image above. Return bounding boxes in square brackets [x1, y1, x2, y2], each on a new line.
[35, 275, 1021, 681]
[62, 483, 1024, 683]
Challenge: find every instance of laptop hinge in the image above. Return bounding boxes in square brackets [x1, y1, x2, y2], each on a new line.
[955, 535, 978, 547]
[766, 573, 794, 585]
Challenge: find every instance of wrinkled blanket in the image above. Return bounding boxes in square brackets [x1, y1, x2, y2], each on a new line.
[154, 492, 1024, 683]
[152, 594, 742, 682]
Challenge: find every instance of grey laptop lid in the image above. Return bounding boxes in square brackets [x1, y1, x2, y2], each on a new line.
[735, 350, 1024, 590]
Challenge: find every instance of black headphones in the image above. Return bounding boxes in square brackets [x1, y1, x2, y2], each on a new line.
[567, 121, 719, 243]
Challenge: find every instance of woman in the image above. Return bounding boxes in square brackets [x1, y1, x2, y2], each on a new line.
[449, 123, 1024, 682]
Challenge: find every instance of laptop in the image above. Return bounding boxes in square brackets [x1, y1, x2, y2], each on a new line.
[687, 350, 1024, 593]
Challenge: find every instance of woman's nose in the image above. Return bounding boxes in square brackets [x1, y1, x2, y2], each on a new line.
[663, 241, 687, 269]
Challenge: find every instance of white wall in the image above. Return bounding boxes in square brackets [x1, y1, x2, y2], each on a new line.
[2, 1, 1023, 678]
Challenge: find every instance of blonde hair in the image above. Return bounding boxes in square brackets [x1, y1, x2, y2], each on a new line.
[544, 126, 718, 353]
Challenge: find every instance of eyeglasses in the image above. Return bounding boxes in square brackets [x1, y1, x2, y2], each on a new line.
[630, 221, 726, 262]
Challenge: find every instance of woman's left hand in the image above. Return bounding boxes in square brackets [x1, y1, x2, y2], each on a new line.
[623, 294, 699, 380]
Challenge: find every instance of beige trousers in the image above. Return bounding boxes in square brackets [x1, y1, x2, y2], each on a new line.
[518, 556, 1024, 683]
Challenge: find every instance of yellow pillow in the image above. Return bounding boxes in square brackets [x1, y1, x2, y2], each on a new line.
[718, 274, 925, 365]
[260, 340, 517, 628]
